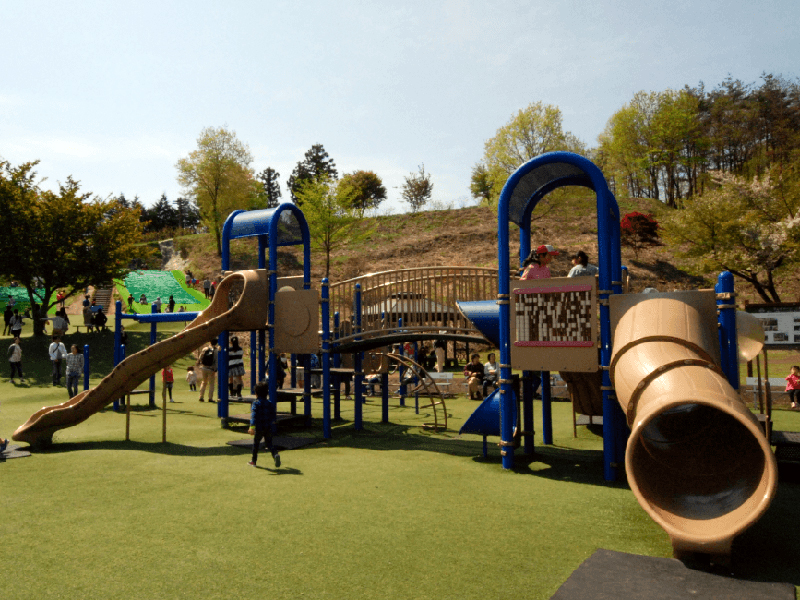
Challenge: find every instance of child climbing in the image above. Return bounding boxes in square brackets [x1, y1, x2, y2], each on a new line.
[786, 365, 800, 409]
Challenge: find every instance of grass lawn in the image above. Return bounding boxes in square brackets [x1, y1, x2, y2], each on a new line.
[1, 331, 799, 599]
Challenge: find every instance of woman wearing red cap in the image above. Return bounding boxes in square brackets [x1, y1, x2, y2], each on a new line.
[520, 244, 559, 279]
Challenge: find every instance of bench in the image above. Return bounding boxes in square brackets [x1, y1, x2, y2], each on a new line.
[427, 372, 455, 396]
[744, 377, 790, 407]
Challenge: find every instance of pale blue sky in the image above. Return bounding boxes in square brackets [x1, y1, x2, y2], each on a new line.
[1, 0, 798, 213]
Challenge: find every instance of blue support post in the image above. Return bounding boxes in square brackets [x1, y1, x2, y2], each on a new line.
[321, 279, 331, 438]
[541, 371, 553, 445]
[354, 284, 363, 430]
[522, 371, 534, 454]
[302, 354, 312, 426]
[290, 354, 297, 389]
[149, 302, 157, 408]
[716, 271, 739, 388]
[333, 312, 341, 368]
[250, 330, 257, 393]
[114, 300, 122, 365]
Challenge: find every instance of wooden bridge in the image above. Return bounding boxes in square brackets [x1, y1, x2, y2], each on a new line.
[327, 266, 499, 352]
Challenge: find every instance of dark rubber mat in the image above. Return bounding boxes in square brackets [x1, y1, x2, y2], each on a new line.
[550, 549, 795, 600]
[0, 444, 31, 461]
[226, 436, 319, 451]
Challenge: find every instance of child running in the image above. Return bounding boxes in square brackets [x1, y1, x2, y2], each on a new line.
[247, 380, 281, 468]
[786, 365, 800, 409]
[186, 366, 197, 391]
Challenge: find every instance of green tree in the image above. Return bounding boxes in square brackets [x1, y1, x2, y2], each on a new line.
[175, 196, 200, 231]
[287, 144, 338, 204]
[296, 177, 367, 279]
[479, 101, 585, 205]
[338, 170, 386, 215]
[469, 163, 493, 206]
[661, 167, 800, 302]
[254, 166, 282, 209]
[0, 160, 147, 335]
[401, 164, 433, 212]
[176, 126, 255, 255]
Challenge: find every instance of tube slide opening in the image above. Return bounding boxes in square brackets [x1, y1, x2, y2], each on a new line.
[629, 401, 770, 532]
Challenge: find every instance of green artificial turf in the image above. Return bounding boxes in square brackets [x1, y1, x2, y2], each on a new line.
[1, 332, 798, 599]
[115, 270, 208, 314]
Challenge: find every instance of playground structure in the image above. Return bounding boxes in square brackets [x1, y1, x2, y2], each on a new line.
[455, 150, 777, 560]
[11, 154, 780, 561]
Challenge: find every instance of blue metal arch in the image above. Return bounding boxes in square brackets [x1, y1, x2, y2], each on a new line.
[495, 151, 624, 479]
[218, 203, 312, 420]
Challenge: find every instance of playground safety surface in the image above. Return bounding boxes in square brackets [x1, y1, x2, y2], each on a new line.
[550, 549, 795, 599]
[226, 436, 320, 451]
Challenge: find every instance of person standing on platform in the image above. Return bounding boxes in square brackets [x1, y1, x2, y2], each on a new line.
[521, 244, 559, 280]
[248, 380, 281, 468]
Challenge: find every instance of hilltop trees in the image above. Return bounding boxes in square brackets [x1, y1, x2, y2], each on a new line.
[296, 176, 368, 279]
[176, 126, 256, 255]
[255, 166, 282, 209]
[661, 167, 800, 302]
[401, 164, 433, 212]
[0, 160, 146, 335]
[599, 74, 800, 205]
[471, 101, 586, 206]
[287, 144, 338, 205]
[339, 170, 386, 215]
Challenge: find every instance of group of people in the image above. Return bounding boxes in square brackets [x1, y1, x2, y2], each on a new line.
[520, 244, 599, 280]
[463, 352, 499, 401]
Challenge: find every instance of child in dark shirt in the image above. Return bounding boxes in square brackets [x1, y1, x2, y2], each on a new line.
[248, 381, 281, 468]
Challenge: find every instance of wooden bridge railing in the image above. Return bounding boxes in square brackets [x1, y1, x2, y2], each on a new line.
[328, 267, 499, 338]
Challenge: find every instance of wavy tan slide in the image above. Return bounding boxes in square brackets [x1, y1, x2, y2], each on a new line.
[13, 270, 270, 446]
[610, 291, 777, 559]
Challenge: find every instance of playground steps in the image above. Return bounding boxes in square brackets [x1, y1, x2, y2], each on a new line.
[771, 430, 800, 465]
[93, 286, 114, 313]
[550, 548, 794, 599]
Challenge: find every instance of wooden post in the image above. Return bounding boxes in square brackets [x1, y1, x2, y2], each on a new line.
[162, 388, 167, 443]
[755, 355, 764, 413]
[125, 392, 131, 441]
[763, 349, 772, 440]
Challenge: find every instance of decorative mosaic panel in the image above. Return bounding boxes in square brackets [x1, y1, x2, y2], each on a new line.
[510, 276, 598, 373]
[514, 284, 593, 347]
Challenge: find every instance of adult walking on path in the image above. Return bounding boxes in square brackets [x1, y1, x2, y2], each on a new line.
[8, 337, 23, 383]
[49, 336, 67, 387]
[3, 305, 12, 336]
[65, 344, 84, 398]
[9, 310, 24, 339]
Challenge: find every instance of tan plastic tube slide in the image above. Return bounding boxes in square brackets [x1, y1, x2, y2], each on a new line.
[610, 292, 777, 558]
[13, 270, 269, 446]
